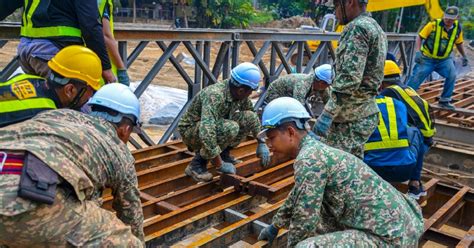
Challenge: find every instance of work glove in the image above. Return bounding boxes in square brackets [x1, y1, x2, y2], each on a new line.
[462, 57, 468, 67]
[256, 142, 271, 167]
[258, 224, 278, 244]
[414, 51, 423, 64]
[218, 161, 236, 174]
[117, 69, 130, 86]
[313, 110, 334, 137]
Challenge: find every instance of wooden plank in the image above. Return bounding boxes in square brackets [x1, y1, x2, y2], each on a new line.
[188, 199, 285, 247]
[424, 227, 462, 247]
[143, 189, 242, 235]
[424, 186, 470, 231]
[156, 201, 180, 214]
[456, 226, 474, 248]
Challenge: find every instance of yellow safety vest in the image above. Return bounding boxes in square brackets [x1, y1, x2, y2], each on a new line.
[98, 0, 118, 86]
[388, 85, 435, 138]
[365, 97, 409, 151]
[20, 0, 82, 38]
[421, 19, 459, 59]
[0, 74, 57, 127]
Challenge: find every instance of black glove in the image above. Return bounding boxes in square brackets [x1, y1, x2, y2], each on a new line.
[258, 224, 278, 244]
[462, 57, 468, 67]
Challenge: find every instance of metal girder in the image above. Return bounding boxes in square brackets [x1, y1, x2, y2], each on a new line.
[127, 41, 149, 68]
[156, 41, 194, 89]
[273, 41, 295, 75]
[246, 41, 271, 82]
[133, 41, 180, 98]
[296, 42, 304, 73]
[303, 42, 328, 74]
[0, 55, 19, 81]
[183, 41, 218, 85]
[211, 42, 231, 79]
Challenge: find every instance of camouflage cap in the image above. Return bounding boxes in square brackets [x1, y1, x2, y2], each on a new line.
[444, 6, 459, 19]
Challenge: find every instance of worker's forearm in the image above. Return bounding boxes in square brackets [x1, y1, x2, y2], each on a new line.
[456, 43, 467, 58]
[104, 35, 126, 69]
[76, 0, 111, 70]
[415, 36, 422, 51]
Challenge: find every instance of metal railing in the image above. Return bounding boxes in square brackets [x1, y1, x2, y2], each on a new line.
[0, 23, 417, 148]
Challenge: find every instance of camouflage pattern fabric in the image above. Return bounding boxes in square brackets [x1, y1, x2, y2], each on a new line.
[324, 113, 379, 159]
[178, 80, 260, 160]
[324, 12, 387, 123]
[0, 185, 142, 247]
[0, 109, 144, 245]
[265, 73, 314, 104]
[272, 134, 424, 247]
[179, 111, 259, 159]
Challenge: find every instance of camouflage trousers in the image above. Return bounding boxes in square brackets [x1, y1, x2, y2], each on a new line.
[325, 114, 378, 159]
[0, 176, 142, 247]
[295, 229, 388, 247]
[179, 110, 259, 160]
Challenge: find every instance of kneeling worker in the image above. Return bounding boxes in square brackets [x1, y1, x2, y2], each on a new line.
[264, 64, 332, 114]
[0, 45, 103, 127]
[363, 95, 426, 199]
[380, 60, 435, 198]
[257, 97, 423, 247]
[178, 62, 271, 182]
[0, 83, 144, 246]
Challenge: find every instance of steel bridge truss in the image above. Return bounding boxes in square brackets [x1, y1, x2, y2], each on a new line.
[0, 23, 417, 148]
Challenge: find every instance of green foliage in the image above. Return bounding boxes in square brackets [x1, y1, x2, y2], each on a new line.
[459, 6, 473, 39]
[250, 10, 274, 25]
[259, 0, 311, 19]
[193, 0, 257, 28]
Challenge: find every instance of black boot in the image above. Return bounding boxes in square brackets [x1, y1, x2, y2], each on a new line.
[220, 147, 242, 165]
[185, 153, 213, 182]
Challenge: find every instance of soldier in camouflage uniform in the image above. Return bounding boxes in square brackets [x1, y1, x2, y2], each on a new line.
[178, 62, 271, 182]
[264, 64, 333, 115]
[313, 0, 387, 159]
[0, 84, 144, 247]
[257, 97, 424, 247]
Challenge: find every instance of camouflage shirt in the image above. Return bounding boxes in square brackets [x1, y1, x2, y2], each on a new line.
[0, 109, 144, 242]
[265, 73, 314, 104]
[325, 13, 387, 122]
[178, 80, 260, 159]
[272, 134, 424, 247]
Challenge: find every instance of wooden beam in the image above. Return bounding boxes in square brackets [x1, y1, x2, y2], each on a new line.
[424, 186, 470, 231]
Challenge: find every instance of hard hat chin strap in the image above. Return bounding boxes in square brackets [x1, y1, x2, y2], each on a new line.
[67, 86, 87, 110]
[339, 0, 349, 25]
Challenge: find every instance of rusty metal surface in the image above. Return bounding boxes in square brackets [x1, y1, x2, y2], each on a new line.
[418, 79, 474, 128]
[97, 139, 474, 247]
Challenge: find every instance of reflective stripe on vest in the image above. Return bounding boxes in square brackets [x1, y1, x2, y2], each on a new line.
[20, 0, 82, 38]
[98, 0, 116, 87]
[389, 85, 435, 138]
[365, 97, 409, 151]
[0, 74, 57, 114]
[422, 19, 459, 59]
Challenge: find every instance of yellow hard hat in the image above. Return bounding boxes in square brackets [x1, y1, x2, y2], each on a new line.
[48, 45, 102, 91]
[384, 60, 401, 77]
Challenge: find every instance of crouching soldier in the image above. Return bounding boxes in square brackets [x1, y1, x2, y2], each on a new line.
[178, 62, 271, 182]
[257, 97, 424, 247]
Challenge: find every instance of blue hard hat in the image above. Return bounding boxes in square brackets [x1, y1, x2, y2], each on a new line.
[260, 97, 311, 134]
[230, 62, 261, 90]
[88, 83, 141, 126]
[314, 64, 333, 85]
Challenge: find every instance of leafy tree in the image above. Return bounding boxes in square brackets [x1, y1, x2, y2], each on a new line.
[193, 0, 257, 28]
